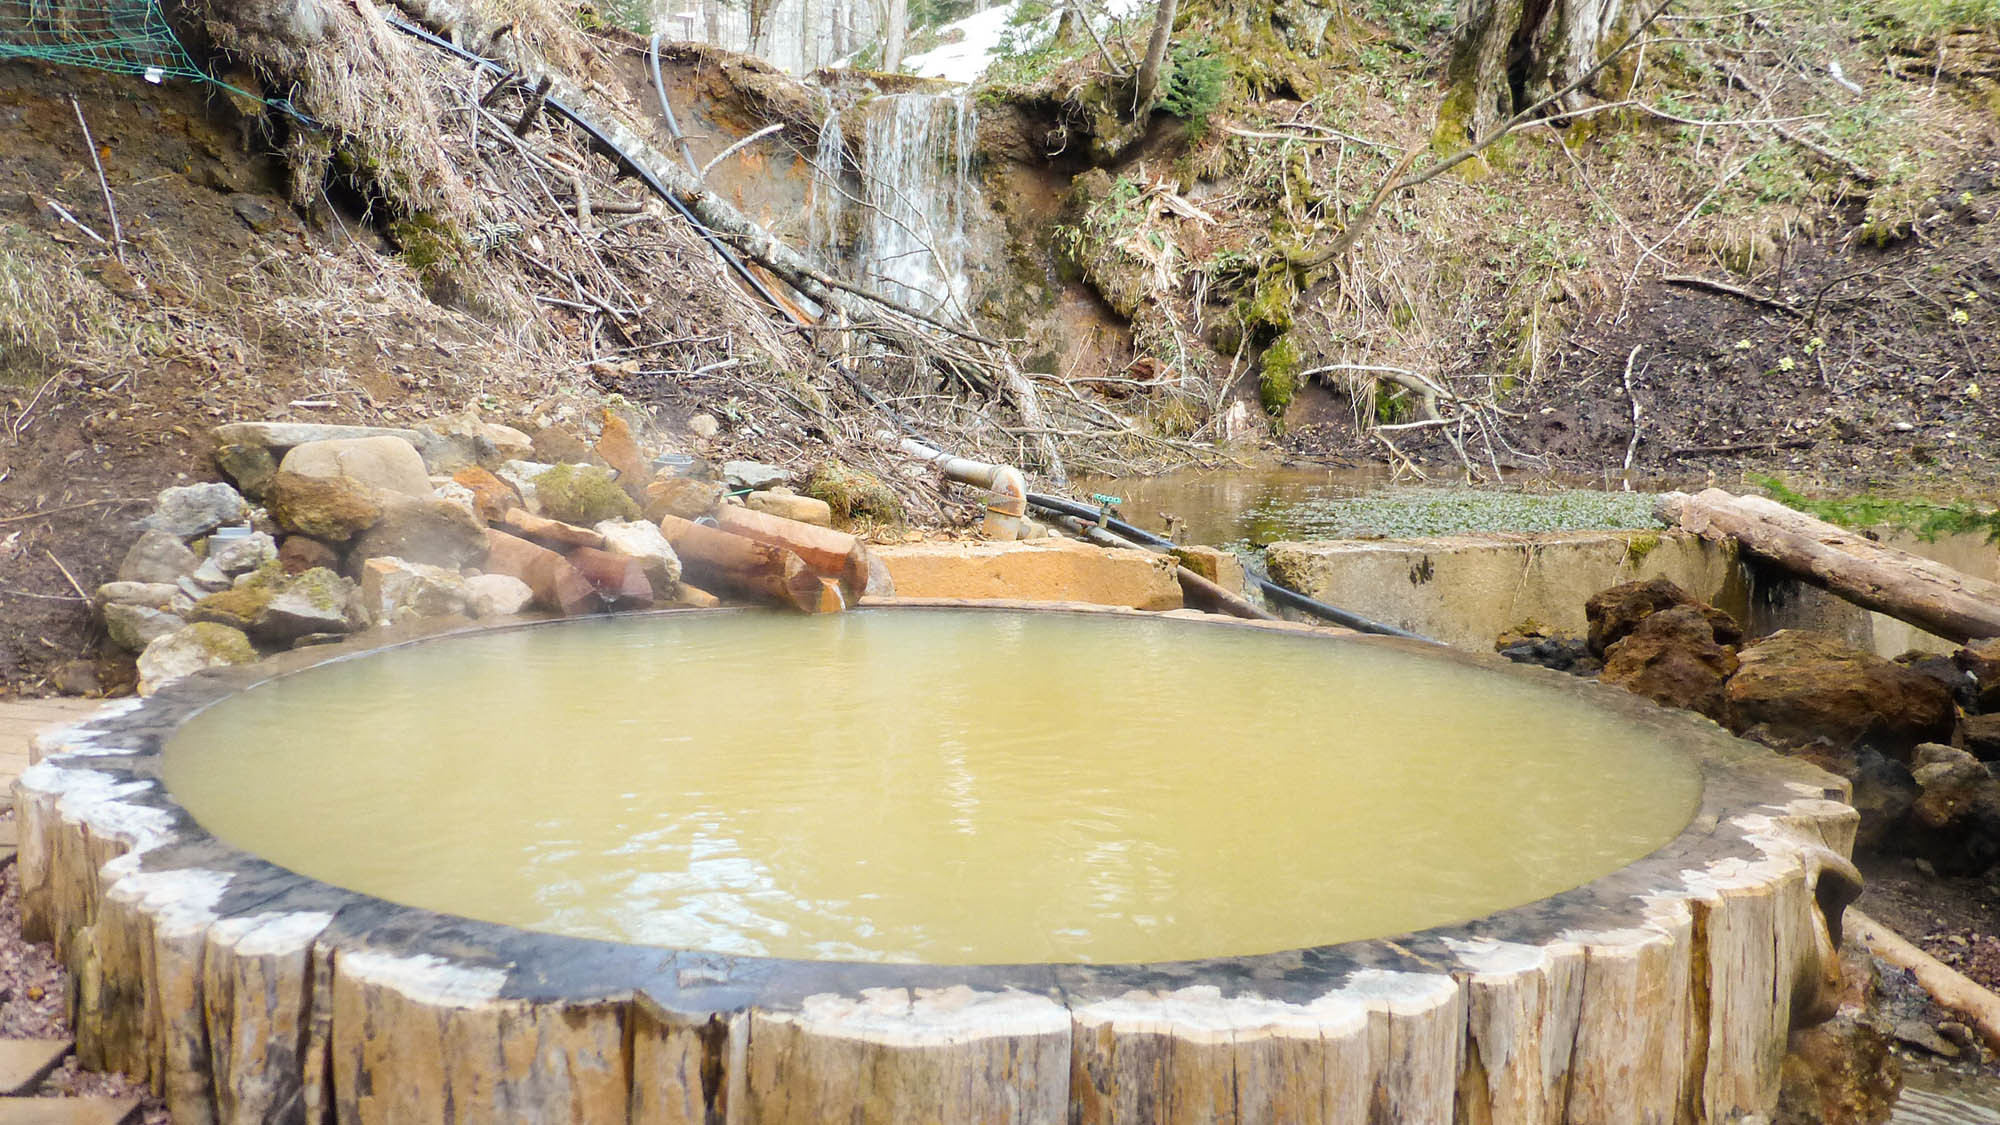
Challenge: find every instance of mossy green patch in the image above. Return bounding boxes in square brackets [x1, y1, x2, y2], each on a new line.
[191, 585, 275, 628]
[1623, 530, 1663, 567]
[804, 463, 905, 528]
[534, 464, 641, 524]
[1754, 475, 2000, 543]
[1259, 332, 1303, 416]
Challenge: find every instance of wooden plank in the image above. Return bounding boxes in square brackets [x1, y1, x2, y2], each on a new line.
[0, 1043, 72, 1097]
[0, 1096, 140, 1125]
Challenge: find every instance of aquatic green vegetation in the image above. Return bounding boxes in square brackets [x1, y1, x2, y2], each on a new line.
[1241, 486, 1663, 545]
[1754, 476, 2000, 544]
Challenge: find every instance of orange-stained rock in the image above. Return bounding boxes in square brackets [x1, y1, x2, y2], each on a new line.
[594, 411, 651, 499]
[871, 538, 1181, 610]
[566, 546, 655, 607]
[500, 508, 605, 551]
[643, 477, 725, 522]
[480, 529, 599, 615]
[451, 467, 522, 523]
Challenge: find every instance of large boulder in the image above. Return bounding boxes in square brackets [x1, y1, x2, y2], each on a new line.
[1902, 743, 2000, 874]
[207, 531, 277, 576]
[1599, 604, 1740, 719]
[93, 581, 191, 615]
[451, 467, 522, 523]
[1961, 712, 2000, 761]
[137, 622, 255, 695]
[411, 415, 535, 472]
[102, 603, 186, 652]
[593, 412, 651, 497]
[594, 519, 682, 596]
[464, 574, 534, 618]
[1847, 748, 1918, 851]
[533, 464, 639, 525]
[116, 530, 199, 584]
[139, 482, 248, 539]
[643, 476, 724, 522]
[1725, 631, 1956, 758]
[277, 535, 341, 575]
[1952, 637, 2000, 712]
[358, 558, 472, 624]
[264, 472, 385, 542]
[722, 460, 788, 491]
[347, 496, 487, 572]
[253, 568, 355, 641]
[213, 443, 277, 499]
[276, 435, 433, 498]
[1585, 576, 1741, 657]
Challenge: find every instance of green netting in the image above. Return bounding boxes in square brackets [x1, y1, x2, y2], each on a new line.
[0, 0, 208, 80]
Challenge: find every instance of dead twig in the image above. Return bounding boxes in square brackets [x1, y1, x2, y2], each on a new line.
[70, 97, 124, 264]
[44, 549, 88, 602]
[1664, 274, 1804, 317]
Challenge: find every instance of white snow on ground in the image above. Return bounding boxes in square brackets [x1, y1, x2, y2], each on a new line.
[904, 3, 1024, 83]
[903, 0, 1151, 84]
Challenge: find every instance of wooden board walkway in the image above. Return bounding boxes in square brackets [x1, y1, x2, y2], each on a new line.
[0, 700, 102, 798]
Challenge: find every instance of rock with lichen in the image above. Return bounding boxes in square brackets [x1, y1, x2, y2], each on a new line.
[533, 464, 639, 524]
[137, 622, 256, 695]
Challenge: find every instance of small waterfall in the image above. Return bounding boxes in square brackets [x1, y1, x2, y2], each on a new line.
[806, 106, 845, 268]
[858, 92, 977, 318]
[803, 91, 979, 320]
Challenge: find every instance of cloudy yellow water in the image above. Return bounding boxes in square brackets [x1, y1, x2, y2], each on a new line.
[163, 610, 1700, 964]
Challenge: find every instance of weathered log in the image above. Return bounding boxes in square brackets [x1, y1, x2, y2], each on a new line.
[658, 515, 828, 613]
[712, 506, 887, 598]
[501, 507, 605, 551]
[1658, 487, 2000, 643]
[1850, 908, 2000, 1052]
[481, 528, 601, 615]
[566, 546, 656, 607]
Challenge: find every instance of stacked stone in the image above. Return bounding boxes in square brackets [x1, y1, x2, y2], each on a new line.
[95, 410, 914, 695]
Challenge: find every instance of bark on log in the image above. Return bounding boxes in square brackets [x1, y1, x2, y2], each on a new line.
[501, 508, 606, 551]
[712, 506, 881, 597]
[658, 514, 830, 613]
[1657, 487, 2000, 644]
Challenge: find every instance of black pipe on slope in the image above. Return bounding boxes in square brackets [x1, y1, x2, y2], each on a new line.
[1023, 492, 1436, 642]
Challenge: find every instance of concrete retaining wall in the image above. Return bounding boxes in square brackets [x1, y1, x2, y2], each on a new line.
[1266, 528, 2000, 655]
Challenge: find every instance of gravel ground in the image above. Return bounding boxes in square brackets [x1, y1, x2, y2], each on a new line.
[0, 814, 168, 1122]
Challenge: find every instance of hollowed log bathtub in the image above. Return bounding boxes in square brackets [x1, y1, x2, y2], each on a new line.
[17, 603, 1859, 1123]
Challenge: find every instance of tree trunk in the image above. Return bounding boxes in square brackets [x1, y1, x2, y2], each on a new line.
[1438, 0, 1635, 144]
[881, 0, 907, 72]
[1134, 0, 1180, 109]
[1657, 488, 2000, 644]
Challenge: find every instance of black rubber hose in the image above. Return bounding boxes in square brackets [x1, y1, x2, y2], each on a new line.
[1024, 492, 1435, 642]
[382, 14, 795, 316]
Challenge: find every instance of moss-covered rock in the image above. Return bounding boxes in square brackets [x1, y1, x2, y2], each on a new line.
[136, 622, 256, 695]
[534, 464, 640, 524]
[189, 585, 276, 631]
[804, 463, 904, 528]
[1259, 332, 1303, 416]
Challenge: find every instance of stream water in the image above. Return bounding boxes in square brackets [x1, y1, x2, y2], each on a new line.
[163, 610, 1700, 965]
